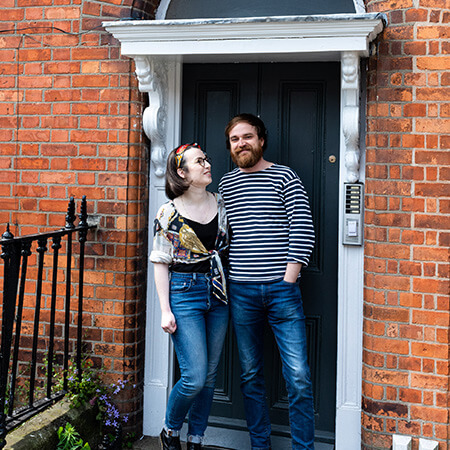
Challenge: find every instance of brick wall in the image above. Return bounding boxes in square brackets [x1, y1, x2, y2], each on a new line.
[363, 0, 449, 448]
[0, 0, 159, 431]
[2, 0, 449, 444]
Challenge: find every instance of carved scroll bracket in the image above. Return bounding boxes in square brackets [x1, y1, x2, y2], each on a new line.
[134, 56, 169, 177]
[341, 51, 361, 183]
[353, 0, 366, 14]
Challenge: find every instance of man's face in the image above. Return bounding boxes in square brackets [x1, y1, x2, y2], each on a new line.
[228, 122, 264, 169]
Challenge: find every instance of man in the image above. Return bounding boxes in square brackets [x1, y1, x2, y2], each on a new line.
[218, 114, 315, 450]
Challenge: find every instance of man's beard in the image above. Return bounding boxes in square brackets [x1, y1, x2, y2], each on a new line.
[231, 145, 264, 169]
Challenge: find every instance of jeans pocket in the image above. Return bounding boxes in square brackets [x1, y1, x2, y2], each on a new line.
[170, 278, 192, 293]
[280, 279, 297, 286]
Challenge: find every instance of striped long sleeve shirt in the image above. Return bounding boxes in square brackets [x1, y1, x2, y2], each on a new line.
[219, 164, 315, 282]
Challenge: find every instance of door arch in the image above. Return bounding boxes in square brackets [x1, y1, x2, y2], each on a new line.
[103, 10, 385, 450]
[159, 0, 358, 19]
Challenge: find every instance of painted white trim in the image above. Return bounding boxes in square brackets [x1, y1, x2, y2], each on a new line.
[155, 0, 170, 20]
[419, 438, 439, 450]
[342, 51, 361, 183]
[334, 51, 365, 449]
[103, 12, 384, 449]
[105, 14, 384, 61]
[142, 59, 182, 436]
[353, 0, 366, 14]
[393, 435, 412, 450]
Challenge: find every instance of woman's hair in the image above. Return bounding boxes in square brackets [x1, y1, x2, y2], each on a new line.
[165, 143, 200, 200]
[224, 113, 268, 150]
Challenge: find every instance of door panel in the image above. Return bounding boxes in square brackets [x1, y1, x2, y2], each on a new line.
[181, 64, 258, 189]
[181, 62, 339, 439]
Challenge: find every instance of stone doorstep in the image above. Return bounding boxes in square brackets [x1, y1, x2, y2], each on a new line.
[5, 399, 102, 450]
[132, 436, 233, 449]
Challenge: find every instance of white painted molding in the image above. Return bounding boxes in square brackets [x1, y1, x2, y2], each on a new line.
[334, 52, 366, 448]
[353, 0, 366, 14]
[341, 51, 361, 183]
[104, 14, 385, 62]
[155, 0, 170, 20]
[143, 60, 182, 436]
[393, 435, 412, 450]
[134, 56, 169, 177]
[419, 438, 439, 450]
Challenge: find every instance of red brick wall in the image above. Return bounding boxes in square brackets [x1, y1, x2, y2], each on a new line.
[0, 0, 158, 431]
[2, 0, 449, 443]
[363, 1, 450, 448]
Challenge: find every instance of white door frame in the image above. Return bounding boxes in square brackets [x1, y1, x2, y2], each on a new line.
[104, 13, 385, 449]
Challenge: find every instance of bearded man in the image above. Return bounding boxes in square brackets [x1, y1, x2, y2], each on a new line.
[219, 113, 316, 450]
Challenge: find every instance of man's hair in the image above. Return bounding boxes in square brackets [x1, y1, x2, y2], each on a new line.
[165, 145, 192, 200]
[224, 113, 268, 150]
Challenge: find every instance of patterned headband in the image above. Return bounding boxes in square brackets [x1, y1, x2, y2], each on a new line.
[175, 142, 202, 168]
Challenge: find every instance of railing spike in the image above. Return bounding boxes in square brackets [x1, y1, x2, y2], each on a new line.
[2, 224, 14, 240]
[65, 197, 76, 229]
[79, 196, 87, 228]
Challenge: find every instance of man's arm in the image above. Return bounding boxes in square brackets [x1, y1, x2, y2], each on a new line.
[284, 262, 303, 283]
[283, 171, 315, 279]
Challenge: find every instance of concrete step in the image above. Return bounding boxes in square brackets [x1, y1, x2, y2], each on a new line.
[132, 435, 231, 449]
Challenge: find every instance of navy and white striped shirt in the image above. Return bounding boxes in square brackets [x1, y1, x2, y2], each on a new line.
[219, 164, 315, 282]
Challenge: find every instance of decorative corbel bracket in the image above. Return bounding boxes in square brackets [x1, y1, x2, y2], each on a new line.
[134, 56, 168, 177]
[341, 51, 361, 183]
[352, 0, 366, 14]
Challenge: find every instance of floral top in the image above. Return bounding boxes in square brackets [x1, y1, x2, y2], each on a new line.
[150, 193, 228, 303]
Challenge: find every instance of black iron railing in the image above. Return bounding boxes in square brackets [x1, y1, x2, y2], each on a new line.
[0, 196, 96, 449]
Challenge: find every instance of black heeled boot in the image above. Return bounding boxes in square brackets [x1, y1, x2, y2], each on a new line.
[186, 442, 202, 450]
[160, 428, 182, 450]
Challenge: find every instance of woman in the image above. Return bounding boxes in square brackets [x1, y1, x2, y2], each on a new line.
[150, 143, 229, 450]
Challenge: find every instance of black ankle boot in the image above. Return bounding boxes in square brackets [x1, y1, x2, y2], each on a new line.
[160, 428, 182, 450]
[187, 442, 202, 450]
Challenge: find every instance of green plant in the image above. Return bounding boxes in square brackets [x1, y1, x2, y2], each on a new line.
[53, 355, 136, 449]
[4, 363, 32, 415]
[63, 359, 104, 410]
[122, 432, 136, 448]
[57, 422, 91, 450]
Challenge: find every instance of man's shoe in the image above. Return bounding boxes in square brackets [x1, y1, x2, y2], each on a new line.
[187, 443, 202, 450]
[160, 428, 181, 450]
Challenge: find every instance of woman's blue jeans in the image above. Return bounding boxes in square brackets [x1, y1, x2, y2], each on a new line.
[165, 272, 229, 440]
[229, 279, 315, 450]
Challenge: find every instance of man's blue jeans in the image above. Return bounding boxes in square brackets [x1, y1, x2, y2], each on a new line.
[166, 272, 229, 441]
[229, 279, 315, 450]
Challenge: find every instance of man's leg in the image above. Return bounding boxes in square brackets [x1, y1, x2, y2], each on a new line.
[229, 281, 271, 450]
[267, 280, 315, 450]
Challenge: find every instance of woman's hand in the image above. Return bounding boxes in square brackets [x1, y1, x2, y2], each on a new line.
[161, 310, 177, 334]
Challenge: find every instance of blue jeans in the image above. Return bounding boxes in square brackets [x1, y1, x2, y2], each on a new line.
[229, 279, 315, 450]
[165, 272, 229, 440]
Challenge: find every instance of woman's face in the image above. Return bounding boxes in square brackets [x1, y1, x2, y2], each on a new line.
[178, 147, 212, 188]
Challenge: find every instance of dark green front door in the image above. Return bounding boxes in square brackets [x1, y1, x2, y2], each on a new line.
[181, 62, 340, 442]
